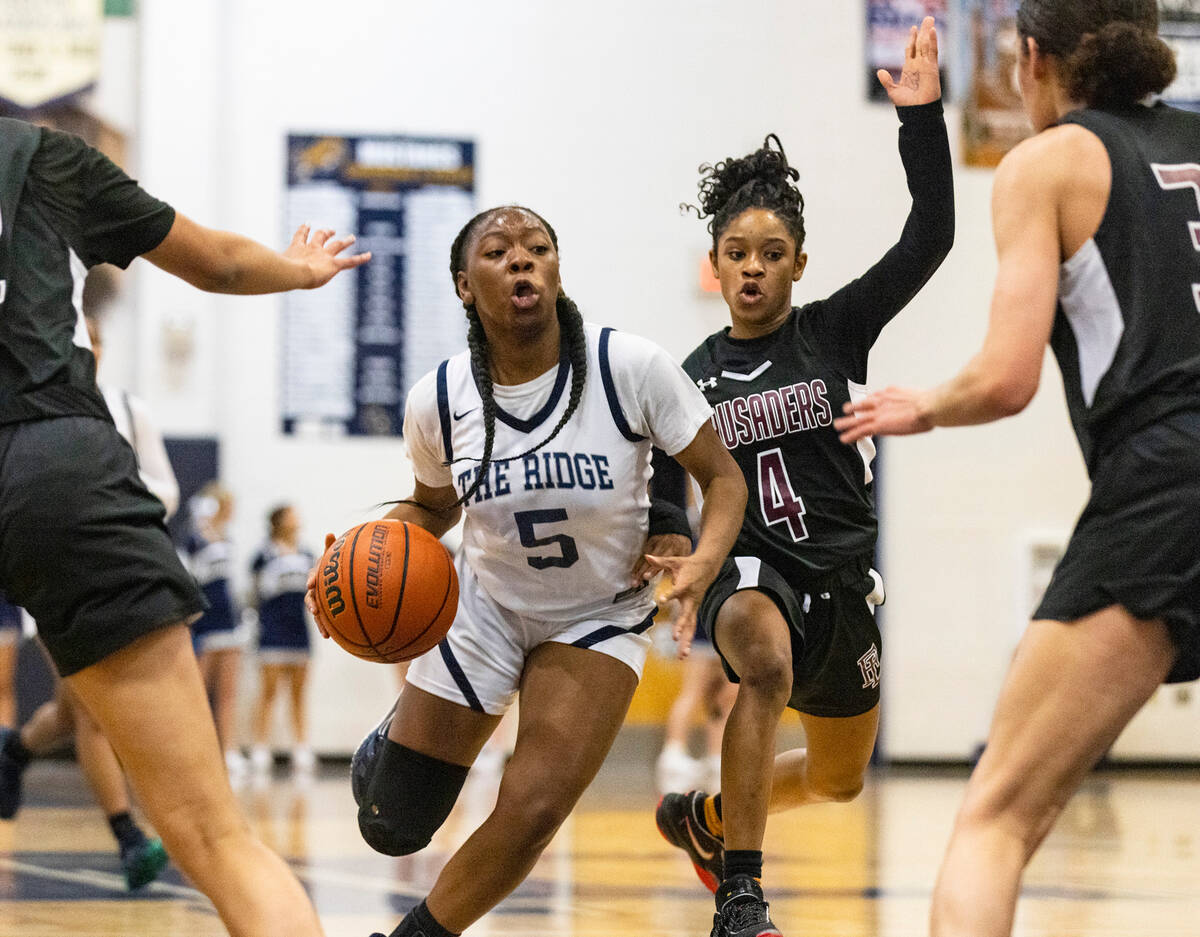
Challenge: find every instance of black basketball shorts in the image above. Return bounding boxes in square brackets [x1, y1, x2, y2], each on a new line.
[1036, 410, 1200, 683]
[698, 554, 883, 718]
[0, 416, 206, 676]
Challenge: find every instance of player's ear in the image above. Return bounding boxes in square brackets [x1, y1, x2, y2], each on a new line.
[793, 251, 808, 282]
[708, 248, 719, 279]
[456, 270, 473, 307]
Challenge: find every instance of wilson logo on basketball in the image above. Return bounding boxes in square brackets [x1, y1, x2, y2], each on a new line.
[322, 537, 347, 616]
[365, 523, 388, 609]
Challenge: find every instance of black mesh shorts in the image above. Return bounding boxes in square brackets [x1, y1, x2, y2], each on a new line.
[1036, 411, 1200, 684]
[698, 554, 882, 717]
[0, 416, 206, 676]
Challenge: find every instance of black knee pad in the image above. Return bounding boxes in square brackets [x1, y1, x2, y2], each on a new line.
[357, 739, 470, 857]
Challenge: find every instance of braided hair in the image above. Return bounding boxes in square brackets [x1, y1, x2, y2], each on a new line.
[448, 206, 589, 508]
[1017, 0, 1176, 106]
[685, 134, 806, 252]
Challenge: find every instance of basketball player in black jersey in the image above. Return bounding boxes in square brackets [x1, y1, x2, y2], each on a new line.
[0, 117, 368, 937]
[837, 3, 1197, 935]
[654, 17, 953, 937]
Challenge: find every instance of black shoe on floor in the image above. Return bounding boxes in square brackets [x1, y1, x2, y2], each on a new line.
[710, 874, 783, 937]
[655, 789, 724, 892]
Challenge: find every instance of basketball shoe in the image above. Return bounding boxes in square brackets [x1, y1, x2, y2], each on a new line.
[352, 701, 397, 806]
[121, 836, 169, 890]
[655, 790, 724, 892]
[710, 874, 782, 937]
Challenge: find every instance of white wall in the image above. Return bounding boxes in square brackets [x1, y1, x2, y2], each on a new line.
[128, 0, 1093, 757]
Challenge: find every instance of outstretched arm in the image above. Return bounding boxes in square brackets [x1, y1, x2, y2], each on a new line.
[814, 17, 954, 377]
[143, 214, 370, 294]
[835, 139, 1062, 441]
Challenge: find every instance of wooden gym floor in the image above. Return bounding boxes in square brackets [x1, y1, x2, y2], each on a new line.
[0, 746, 1197, 937]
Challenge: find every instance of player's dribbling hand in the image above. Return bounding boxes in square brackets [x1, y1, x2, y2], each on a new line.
[834, 386, 934, 443]
[305, 532, 338, 638]
[642, 553, 721, 660]
[877, 15, 941, 107]
[631, 533, 691, 586]
[286, 223, 372, 288]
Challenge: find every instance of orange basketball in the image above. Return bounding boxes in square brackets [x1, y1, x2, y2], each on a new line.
[315, 519, 458, 663]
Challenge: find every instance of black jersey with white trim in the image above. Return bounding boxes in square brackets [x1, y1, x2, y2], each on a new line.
[0, 118, 175, 425]
[1052, 103, 1200, 472]
[679, 100, 954, 581]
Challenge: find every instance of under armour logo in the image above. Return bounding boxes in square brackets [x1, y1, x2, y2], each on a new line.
[857, 643, 881, 690]
[697, 377, 717, 390]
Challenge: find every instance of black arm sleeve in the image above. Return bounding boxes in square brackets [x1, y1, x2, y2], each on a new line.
[809, 99, 955, 382]
[648, 498, 693, 540]
[648, 446, 693, 540]
[29, 128, 176, 270]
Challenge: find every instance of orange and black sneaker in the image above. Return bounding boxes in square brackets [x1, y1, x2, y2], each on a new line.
[710, 874, 783, 937]
[655, 790, 724, 892]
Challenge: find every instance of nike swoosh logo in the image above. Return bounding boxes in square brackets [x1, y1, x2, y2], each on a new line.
[685, 819, 715, 860]
[453, 408, 477, 420]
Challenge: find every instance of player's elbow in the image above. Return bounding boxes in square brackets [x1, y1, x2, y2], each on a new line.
[983, 372, 1037, 417]
[192, 254, 243, 293]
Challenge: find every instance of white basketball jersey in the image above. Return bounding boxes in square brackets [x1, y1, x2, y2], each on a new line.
[404, 323, 711, 620]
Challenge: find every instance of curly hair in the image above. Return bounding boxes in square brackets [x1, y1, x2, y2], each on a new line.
[684, 133, 806, 251]
[1017, 0, 1176, 106]
[446, 206, 588, 508]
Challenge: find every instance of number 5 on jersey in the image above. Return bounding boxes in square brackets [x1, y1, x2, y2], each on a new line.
[758, 448, 809, 542]
[514, 509, 580, 570]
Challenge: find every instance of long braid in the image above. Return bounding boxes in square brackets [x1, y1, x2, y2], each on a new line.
[446, 206, 589, 509]
[453, 308, 499, 506]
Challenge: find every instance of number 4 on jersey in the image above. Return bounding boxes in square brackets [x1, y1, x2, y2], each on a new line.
[757, 448, 808, 542]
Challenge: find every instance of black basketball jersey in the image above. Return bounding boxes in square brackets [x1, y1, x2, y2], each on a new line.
[679, 101, 954, 582]
[0, 118, 175, 425]
[1051, 104, 1200, 472]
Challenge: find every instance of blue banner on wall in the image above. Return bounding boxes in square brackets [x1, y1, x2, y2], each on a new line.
[282, 134, 475, 437]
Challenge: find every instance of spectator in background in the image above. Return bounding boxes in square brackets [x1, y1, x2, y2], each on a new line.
[249, 504, 316, 776]
[184, 481, 247, 777]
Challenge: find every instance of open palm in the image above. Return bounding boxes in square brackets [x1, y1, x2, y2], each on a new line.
[878, 15, 941, 107]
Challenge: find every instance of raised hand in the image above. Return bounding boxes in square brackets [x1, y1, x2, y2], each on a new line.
[877, 15, 941, 107]
[285, 223, 371, 288]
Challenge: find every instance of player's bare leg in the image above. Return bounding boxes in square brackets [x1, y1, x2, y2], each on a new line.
[421, 642, 637, 933]
[711, 589, 793, 852]
[930, 607, 1176, 937]
[768, 706, 879, 810]
[68, 624, 325, 937]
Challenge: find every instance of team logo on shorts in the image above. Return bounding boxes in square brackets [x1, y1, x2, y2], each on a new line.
[857, 643, 881, 690]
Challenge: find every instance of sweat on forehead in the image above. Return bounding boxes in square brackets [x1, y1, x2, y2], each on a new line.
[469, 207, 550, 245]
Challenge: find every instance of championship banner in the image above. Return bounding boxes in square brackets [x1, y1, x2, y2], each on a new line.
[0, 0, 104, 112]
[282, 134, 475, 437]
[867, 0, 950, 101]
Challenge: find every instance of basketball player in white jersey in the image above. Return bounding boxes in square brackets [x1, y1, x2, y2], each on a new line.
[307, 205, 746, 937]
